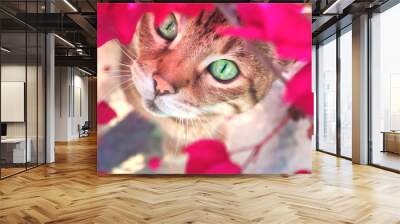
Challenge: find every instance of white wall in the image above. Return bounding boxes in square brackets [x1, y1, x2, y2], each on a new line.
[72, 73, 89, 138]
[54, 67, 89, 141]
[55, 66, 69, 141]
[1, 65, 37, 138]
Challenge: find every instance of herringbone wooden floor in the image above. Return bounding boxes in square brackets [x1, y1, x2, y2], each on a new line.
[1, 135, 400, 224]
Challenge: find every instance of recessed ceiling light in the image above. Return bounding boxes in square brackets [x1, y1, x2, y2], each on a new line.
[78, 67, 93, 76]
[54, 34, 75, 48]
[63, 0, 78, 12]
[1, 47, 11, 53]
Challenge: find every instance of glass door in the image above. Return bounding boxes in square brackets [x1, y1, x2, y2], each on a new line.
[339, 26, 352, 158]
[1, 30, 28, 178]
[0, 0, 47, 179]
[317, 35, 337, 154]
[370, 3, 400, 171]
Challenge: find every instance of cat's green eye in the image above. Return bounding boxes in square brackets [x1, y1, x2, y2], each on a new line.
[208, 59, 239, 82]
[157, 14, 177, 41]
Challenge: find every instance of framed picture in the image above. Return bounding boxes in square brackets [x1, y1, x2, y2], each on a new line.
[97, 3, 312, 175]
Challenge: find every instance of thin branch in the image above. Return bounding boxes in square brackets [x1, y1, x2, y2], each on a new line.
[240, 114, 291, 170]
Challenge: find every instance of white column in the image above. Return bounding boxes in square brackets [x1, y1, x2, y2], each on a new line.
[352, 14, 369, 164]
[45, 1, 56, 163]
[46, 33, 55, 163]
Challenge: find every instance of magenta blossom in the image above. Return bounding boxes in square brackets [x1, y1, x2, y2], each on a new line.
[218, 3, 311, 61]
[97, 3, 214, 47]
[185, 139, 241, 174]
[98, 3, 141, 47]
[294, 169, 311, 174]
[284, 63, 313, 117]
[148, 156, 161, 171]
[217, 3, 312, 117]
[97, 101, 117, 125]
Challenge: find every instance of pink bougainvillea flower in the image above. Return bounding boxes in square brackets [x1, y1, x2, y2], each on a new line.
[148, 156, 161, 171]
[97, 101, 117, 125]
[97, 3, 214, 47]
[98, 3, 142, 46]
[147, 3, 215, 27]
[284, 63, 313, 117]
[218, 3, 311, 61]
[185, 139, 241, 174]
[294, 169, 311, 174]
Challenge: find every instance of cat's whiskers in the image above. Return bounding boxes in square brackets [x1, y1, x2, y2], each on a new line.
[99, 79, 133, 102]
[173, 117, 181, 157]
[185, 119, 190, 146]
[166, 100, 225, 139]
[181, 119, 187, 148]
[193, 117, 213, 139]
[189, 118, 197, 134]
[107, 76, 132, 80]
[190, 117, 210, 140]
[118, 63, 132, 68]
[119, 82, 135, 92]
[105, 74, 132, 79]
[169, 101, 202, 118]
[196, 116, 226, 139]
[175, 117, 185, 156]
[164, 98, 230, 139]
[107, 69, 131, 73]
[129, 61, 154, 99]
[119, 43, 137, 59]
[116, 42, 137, 63]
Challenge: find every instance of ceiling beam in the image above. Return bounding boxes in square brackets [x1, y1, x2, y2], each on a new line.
[323, 0, 356, 14]
[55, 55, 96, 72]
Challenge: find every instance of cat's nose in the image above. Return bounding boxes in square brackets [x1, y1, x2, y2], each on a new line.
[153, 75, 176, 96]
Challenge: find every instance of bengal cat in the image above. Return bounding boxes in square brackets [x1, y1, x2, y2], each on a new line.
[119, 10, 282, 154]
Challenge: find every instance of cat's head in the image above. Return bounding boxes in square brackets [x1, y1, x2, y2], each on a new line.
[125, 10, 277, 120]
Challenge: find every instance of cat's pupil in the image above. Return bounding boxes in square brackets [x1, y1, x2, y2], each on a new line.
[166, 22, 173, 31]
[220, 63, 228, 73]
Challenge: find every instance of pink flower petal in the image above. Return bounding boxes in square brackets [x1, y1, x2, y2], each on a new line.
[98, 3, 141, 46]
[284, 62, 313, 117]
[148, 156, 161, 171]
[98, 3, 214, 47]
[294, 169, 311, 174]
[218, 3, 311, 61]
[185, 139, 241, 174]
[204, 162, 241, 174]
[97, 101, 117, 125]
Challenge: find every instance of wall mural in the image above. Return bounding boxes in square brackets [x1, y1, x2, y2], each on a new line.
[97, 3, 313, 174]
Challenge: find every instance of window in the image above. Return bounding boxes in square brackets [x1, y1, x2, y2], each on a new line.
[317, 36, 337, 154]
[0, 1, 47, 179]
[339, 27, 352, 158]
[370, 3, 400, 171]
